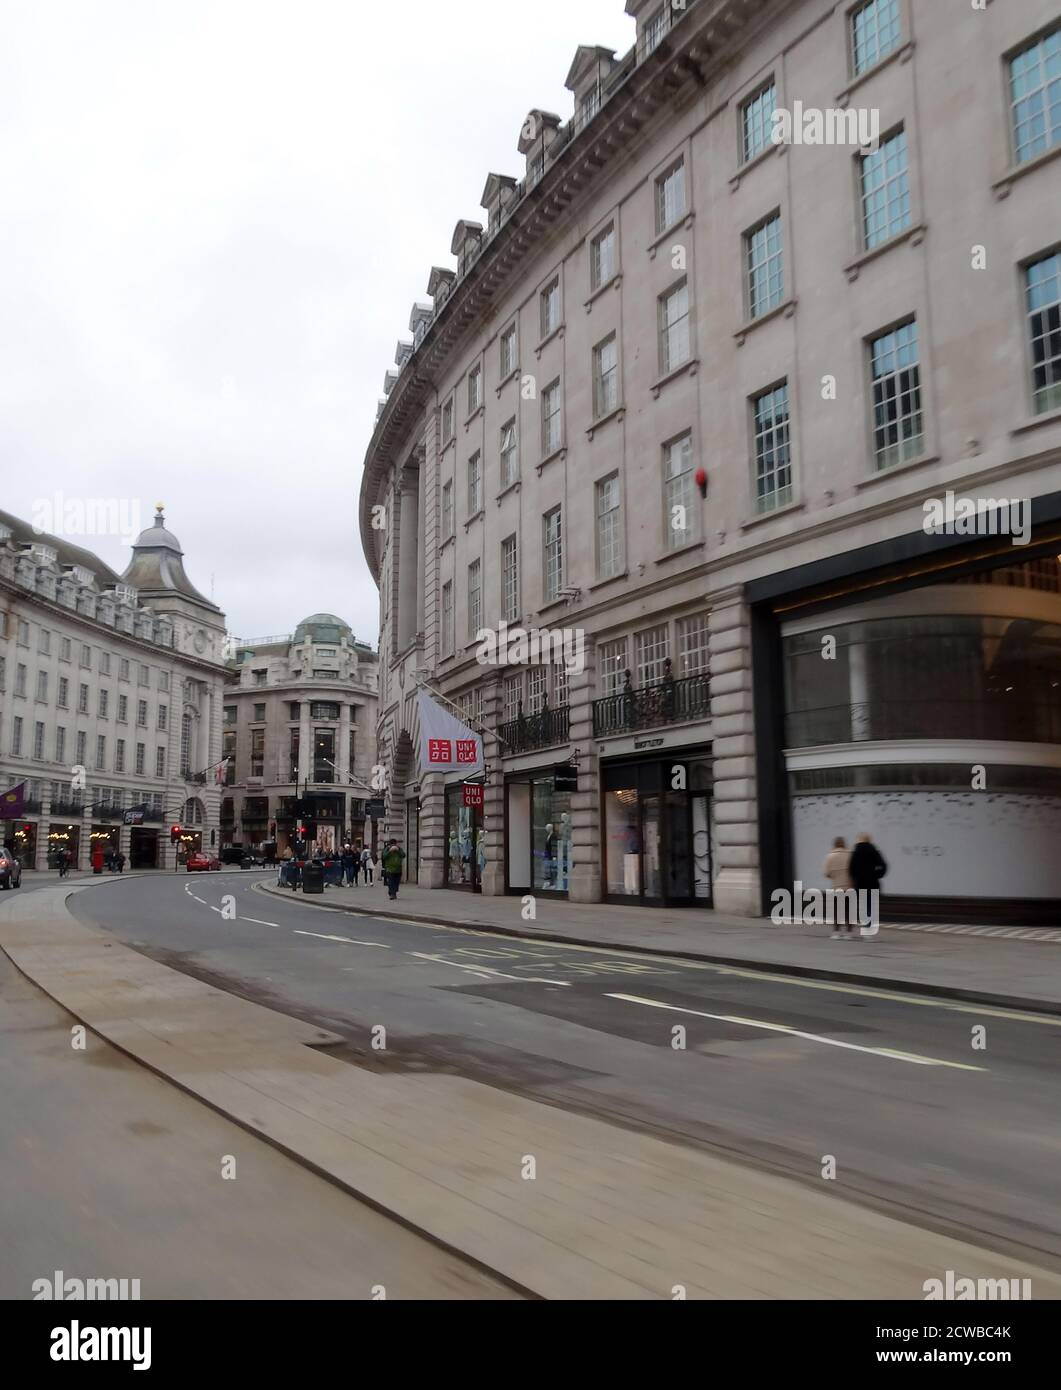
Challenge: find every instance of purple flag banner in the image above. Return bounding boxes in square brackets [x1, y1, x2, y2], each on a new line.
[0, 782, 26, 820]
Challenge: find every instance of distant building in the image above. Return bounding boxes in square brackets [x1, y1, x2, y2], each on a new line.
[0, 506, 227, 868]
[222, 615, 379, 855]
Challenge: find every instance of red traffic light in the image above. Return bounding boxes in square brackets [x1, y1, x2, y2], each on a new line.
[695, 467, 708, 499]
[170, 824, 183, 843]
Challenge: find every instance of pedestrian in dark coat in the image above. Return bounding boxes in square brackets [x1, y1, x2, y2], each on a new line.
[849, 832, 886, 929]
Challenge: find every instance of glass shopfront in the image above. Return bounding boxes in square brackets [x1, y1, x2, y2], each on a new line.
[602, 753, 712, 906]
[445, 783, 484, 891]
[506, 772, 573, 895]
[4, 820, 38, 868]
[89, 825, 119, 859]
[47, 823, 81, 867]
[129, 827, 159, 869]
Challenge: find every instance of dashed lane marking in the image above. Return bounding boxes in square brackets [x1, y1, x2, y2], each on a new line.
[605, 993, 988, 1071]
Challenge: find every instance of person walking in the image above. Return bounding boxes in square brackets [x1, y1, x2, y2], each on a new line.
[341, 842, 356, 887]
[849, 832, 887, 933]
[116, 850, 126, 875]
[361, 845, 373, 885]
[351, 843, 362, 886]
[57, 847, 70, 879]
[381, 839, 405, 901]
[822, 836, 854, 939]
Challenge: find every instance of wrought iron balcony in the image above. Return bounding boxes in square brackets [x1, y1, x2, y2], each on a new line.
[593, 669, 711, 738]
[498, 702, 570, 755]
[50, 798, 83, 816]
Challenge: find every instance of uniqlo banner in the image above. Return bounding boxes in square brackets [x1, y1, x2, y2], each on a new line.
[416, 690, 483, 774]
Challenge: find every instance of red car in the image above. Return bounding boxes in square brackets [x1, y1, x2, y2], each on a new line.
[185, 851, 221, 872]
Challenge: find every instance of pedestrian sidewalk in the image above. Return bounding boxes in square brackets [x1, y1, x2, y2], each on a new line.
[4, 884, 1060, 1300]
[261, 879, 1061, 1014]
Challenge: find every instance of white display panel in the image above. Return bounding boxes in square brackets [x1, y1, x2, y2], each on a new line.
[792, 792, 1061, 899]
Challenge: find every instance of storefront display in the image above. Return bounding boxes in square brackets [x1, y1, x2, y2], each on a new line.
[445, 783, 483, 890]
[601, 752, 713, 906]
[506, 771, 573, 896]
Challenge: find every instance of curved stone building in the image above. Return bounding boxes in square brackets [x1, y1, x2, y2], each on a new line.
[360, 0, 1061, 922]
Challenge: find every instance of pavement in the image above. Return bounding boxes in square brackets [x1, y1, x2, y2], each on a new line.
[0, 938, 514, 1300]
[259, 877, 1061, 1013]
[3, 878, 1061, 1300]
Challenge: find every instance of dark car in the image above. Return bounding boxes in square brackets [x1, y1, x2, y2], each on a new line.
[0, 847, 23, 889]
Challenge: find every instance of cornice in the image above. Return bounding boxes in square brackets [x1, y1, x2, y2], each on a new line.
[358, 0, 776, 585]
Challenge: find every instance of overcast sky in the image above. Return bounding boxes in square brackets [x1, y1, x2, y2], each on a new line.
[1, 0, 634, 644]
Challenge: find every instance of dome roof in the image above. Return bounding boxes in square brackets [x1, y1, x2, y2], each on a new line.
[294, 613, 353, 644]
[121, 505, 221, 613]
[131, 508, 183, 552]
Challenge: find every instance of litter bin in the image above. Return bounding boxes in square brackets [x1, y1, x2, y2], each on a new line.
[302, 861, 325, 894]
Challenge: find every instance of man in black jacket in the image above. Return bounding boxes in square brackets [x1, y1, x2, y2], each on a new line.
[849, 832, 886, 933]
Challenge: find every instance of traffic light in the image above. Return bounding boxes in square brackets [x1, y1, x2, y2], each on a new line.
[170, 824, 183, 844]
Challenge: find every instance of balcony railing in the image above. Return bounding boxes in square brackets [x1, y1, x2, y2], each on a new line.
[786, 698, 1061, 749]
[498, 703, 570, 755]
[19, 797, 42, 814]
[593, 671, 711, 738]
[50, 798, 83, 816]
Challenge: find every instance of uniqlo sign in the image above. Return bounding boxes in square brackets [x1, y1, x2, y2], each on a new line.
[427, 738, 452, 764]
[462, 784, 484, 808]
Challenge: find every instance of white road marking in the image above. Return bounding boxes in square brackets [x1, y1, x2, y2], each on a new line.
[294, 930, 367, 944]
[241, 916, 281, 928]
[250, 884, 1061, 1026]
[407, 951, 570, 986]
[604, 993, 987, 1071]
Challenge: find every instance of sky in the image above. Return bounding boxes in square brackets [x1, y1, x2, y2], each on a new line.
[0, 0, 635, 645]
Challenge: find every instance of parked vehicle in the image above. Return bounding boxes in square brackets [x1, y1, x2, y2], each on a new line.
[220, 845, 266, 868]
[185, 851, 221, 872]
[0, 847, 22, 889]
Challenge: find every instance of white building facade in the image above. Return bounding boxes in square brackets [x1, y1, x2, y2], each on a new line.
[0, 507, 228, 869]
[221, 615, 379, 856]
[360, 0, 1061, 923]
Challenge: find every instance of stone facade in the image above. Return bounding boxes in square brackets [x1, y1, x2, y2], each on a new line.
[359, 0, 1061, 917]
[0, 507, 227, 869]
[222, 615, 379, 854]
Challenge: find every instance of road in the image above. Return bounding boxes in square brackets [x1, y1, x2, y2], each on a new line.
[66, 869, 1061, 1266]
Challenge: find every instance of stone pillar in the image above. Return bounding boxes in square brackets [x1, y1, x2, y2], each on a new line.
[397, 471, 419, 652]
[338, 703, 351, 835]
[479, 678, 505, 896]
[708, 589, 760, 917]
[568, 639, 602, 903]
[420, 772, 446, 888]
[298, 702, 311, 785]
[416, 463, 427, 637]
[40, 782, 53, 871]
[78, 803, 91, 872]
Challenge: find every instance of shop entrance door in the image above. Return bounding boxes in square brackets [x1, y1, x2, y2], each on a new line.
[639, 792, 698, 906]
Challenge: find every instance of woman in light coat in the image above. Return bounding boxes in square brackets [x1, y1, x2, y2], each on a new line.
[823, 836, 854, 939]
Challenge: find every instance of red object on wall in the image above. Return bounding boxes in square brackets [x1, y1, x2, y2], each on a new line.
[695, 467, 708, 499]
[462, 784, 484, 808]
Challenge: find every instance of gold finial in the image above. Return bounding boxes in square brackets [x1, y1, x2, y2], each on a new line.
[155, 502, 164, 513]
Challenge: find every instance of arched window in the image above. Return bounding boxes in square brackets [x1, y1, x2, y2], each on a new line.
[182, 797, 205, 825]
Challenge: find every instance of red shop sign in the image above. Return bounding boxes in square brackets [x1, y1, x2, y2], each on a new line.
[462, 784, 484, 808]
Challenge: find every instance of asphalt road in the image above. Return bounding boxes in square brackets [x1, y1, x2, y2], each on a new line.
[67, 869, 1061, 1265]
